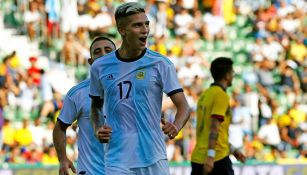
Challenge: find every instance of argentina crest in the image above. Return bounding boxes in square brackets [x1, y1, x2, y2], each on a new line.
[136, 70, 145, 80]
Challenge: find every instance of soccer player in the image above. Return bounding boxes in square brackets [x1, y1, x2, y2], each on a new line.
[191, 57, 246, 175]
[53, 36, 116, 175]
[89, 2, 190, 175]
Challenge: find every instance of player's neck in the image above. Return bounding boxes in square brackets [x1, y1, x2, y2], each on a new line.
[118, 45, 145, 60]
[213, 81, 228, 90]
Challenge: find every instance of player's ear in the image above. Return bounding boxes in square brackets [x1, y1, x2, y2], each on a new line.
[88, 58, 94, 65]
[118, 26, 125, 36]
[117, 20, 126, 36]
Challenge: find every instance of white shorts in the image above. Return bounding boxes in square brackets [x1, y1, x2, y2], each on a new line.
[106, 159, 170, 175]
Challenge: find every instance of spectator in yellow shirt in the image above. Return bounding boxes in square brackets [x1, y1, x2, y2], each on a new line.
[2, 119, 16, 150]
[42, 146, 59, 165]
[14, 119, 33, 146]
[290, 38, 306, 63]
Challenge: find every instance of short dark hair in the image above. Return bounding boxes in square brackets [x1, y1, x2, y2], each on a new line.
[115, 2, 145, 27]
[210, 57, 233, 81]
[90, 36, 116, 58]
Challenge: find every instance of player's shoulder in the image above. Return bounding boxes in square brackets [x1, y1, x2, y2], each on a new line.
[92, 50, 116, 66]
[209, 85, 228, 99]
[66, 79, 90, 98]
[146, 49, 173, 65]
[208, 84, 223, 91]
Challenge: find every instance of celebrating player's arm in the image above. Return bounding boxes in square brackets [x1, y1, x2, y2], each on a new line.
[89, 36, 115, 144]
[90, 97, 102, 138]
[162, 92, 190, 139]
[90, 98, 112, 143]
[53, 121, 76, 175]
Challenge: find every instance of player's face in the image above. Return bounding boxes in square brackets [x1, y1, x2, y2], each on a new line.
[226, 68, 234, 87]
[120, 12, 150, 51]
[91, 40, 116, 60]
[88, 39, 115, 65]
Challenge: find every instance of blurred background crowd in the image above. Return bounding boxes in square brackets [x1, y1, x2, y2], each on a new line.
[0, 0, 306, 165]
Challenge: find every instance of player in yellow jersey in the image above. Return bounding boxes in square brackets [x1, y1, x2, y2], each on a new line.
[191, 57, 246, 175]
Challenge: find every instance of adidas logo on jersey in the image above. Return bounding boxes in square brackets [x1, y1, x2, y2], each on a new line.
[107, 74, 114, 80]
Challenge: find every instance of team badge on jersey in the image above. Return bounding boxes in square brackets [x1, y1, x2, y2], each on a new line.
[136, 71, 145, 80]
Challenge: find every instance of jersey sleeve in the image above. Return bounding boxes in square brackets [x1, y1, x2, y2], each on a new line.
[89, 64, 103, 99]
[211, 92, 229, 119]
[161, 62, 183, 96]
[58, 95, 78, 125]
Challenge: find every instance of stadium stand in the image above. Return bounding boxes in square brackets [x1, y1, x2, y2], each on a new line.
[0, 0, 306, 169]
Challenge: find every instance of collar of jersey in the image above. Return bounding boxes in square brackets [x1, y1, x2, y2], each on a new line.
[210, 82, 226, 92]
[115, 48, 147, 62]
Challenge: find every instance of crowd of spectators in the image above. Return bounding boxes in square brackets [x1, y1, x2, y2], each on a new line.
[0, 0, 306, 165]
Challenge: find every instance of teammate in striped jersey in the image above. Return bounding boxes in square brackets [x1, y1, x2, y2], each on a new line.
[53, 36, 116, 175]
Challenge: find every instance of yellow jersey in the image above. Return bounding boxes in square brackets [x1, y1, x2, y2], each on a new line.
[191, 84, 232, 163]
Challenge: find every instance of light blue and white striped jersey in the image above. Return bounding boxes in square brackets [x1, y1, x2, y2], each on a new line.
[58, 79, 105, 175]
[89, 48, 183, 168]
